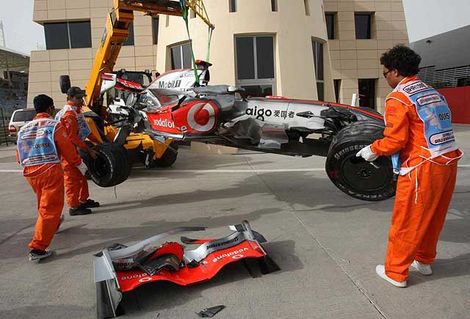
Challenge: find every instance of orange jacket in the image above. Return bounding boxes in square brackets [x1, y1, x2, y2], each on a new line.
[20, 113, 82, 177]
[371, 76, 461, 166]
[60, 102, 89, 151]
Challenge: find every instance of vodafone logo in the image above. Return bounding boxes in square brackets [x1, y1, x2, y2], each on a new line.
[153, 118, 175, 128]
[187, 103, 216, 132]
[138, 277, 153, 283]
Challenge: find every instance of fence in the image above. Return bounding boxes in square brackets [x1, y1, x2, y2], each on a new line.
[0, 108, 11, 146]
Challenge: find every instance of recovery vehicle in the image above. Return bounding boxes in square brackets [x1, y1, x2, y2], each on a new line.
[60, 0, 214, 187]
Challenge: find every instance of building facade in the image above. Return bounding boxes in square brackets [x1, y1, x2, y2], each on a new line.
[29, 0, 408, 113]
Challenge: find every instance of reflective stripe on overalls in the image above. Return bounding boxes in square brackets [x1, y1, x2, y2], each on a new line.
[55, 105, 91, 141]
[17, 118, 60, 167]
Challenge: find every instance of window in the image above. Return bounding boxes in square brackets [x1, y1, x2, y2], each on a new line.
[304, 0, 310, 16]
[312, 40, 324, 101]
[271, 0, 278, 12]
[325, 13, 336, 39]
[334, 79, 341, 103]
[235, 36, 275, 97]
[123, 23, 134, 46]
[457, 77, 470, 87]
[12, 110, 36, 122]
[355, 13, 373, 39]
[152, 17, 159, 44]
[44, 21, 91, 49]
[358, 79, 376, 109]
[44, 23, 68, 50]
[69, 21, 92, 48]
[229, 0, 237, 13]
[170, 42, 192, 69]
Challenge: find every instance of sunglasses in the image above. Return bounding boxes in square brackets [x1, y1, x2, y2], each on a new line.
[383, 69, 393, 78]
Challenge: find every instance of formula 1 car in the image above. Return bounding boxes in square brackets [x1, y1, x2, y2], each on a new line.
[104, 62, 395, 201]
[94, 221, 277, 318]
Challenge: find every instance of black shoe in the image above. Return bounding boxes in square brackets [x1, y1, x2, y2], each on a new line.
[69, 206, 92, 216]
[29, 249, 53, 262]
[80, 199, 100, 208]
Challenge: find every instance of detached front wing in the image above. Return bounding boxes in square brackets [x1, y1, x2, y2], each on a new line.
[94, 222, 270, 318]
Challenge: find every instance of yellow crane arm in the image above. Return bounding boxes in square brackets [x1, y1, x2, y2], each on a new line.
[84, 0, 213, 112]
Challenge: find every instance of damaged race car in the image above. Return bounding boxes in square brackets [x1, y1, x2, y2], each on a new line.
[94, 221, 278, 318]
[105, 62, 395, 201]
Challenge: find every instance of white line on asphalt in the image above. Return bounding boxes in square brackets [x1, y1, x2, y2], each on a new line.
[0, 164, 469, 174]
[135, 168, 326, 173]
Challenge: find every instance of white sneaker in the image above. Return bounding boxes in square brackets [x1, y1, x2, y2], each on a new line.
[410, 260, 432, 276]
[375, 265, 407, 288]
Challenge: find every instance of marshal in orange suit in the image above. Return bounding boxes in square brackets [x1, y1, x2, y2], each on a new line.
[55, 87, 100, 216]
[17, 94, 85, 262]
[356, 45, 462, 287]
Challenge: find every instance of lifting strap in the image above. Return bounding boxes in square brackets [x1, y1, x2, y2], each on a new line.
[179, 0, 213, 86]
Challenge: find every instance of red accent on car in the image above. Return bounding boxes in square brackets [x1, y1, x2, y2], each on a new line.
[8, 126, 16, 133]
[194, 108, 210, 125]
[116, 240, 265, 293]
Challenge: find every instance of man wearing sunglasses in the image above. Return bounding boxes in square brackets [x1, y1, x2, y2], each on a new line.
[356, 45, 462, 287]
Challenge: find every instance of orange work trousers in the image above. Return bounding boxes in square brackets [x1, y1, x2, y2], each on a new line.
[63, 165, 89, 208]
[27, 165, 64, 251]
[385, 160, 458, 282]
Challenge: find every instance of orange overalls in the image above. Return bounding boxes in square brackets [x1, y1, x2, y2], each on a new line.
[19, 113, 81, 251]
[371, 76, 462, 282]
[58, 103, 91, 209]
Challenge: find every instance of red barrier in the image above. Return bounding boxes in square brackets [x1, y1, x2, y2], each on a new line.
[438, 86, 470, 124]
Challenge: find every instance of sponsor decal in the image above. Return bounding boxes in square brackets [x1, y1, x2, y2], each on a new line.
[153, 118, 175, 128]
[417, 94, 442, 106]
[430, 130, 455, 145]
[334, 144, 364, 160]
[121, 273, 148, 281]
[231, 254, 244, 260]
[138, 277, 153, 283]
[245, 106, 295, 121]
[212, 247, 249, 263]
[402, 81, 429, 95]
[157, 79, 182, 89]
[187, 103, 216, 132]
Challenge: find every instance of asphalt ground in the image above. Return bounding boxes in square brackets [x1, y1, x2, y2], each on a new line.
[0, 125, 469, 319]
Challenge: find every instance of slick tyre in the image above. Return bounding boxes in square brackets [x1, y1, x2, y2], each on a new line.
[325, 121, 396, 201]
[153, 142, 178, 167]
[84, 144, 130, 187]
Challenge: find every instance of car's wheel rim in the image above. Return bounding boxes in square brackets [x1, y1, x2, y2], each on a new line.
[341, 154, 391, 193]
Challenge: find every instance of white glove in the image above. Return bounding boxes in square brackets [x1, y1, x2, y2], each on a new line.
[356, 145, 378, 162]
[77, 161, 88, 176]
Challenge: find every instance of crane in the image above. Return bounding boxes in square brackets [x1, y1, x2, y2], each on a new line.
[85, 0, 214, 112]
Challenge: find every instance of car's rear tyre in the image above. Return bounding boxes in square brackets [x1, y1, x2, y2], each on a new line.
[325, 121, 396, 201]
[83, 144, 131, 187]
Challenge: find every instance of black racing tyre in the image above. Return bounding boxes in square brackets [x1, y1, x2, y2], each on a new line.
[84, 144, 131, 187]
[325, 121, 396, 201]
[153, 142, 178, 167]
